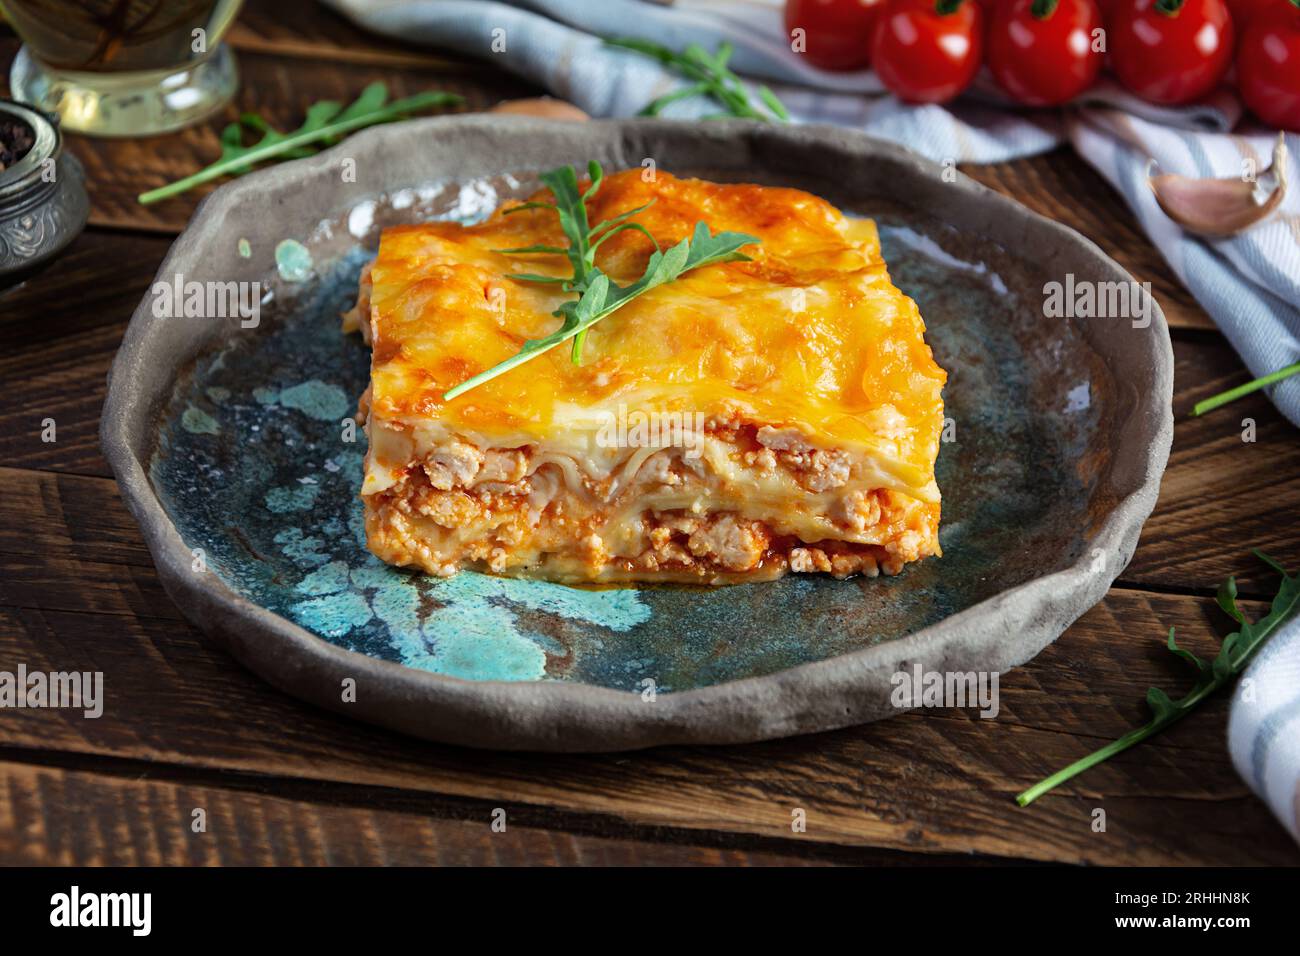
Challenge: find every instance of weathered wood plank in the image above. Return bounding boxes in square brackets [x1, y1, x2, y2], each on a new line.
[0, 591, 1294, 865]
[1126, 343, 1300, 596]
[0, 760, 833, 866]
[0, 231, 171, 477]
[0, 553, 183, 621]
[0, 470, 156, 568]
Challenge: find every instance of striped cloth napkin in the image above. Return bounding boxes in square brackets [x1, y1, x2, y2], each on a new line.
[1230, 618, 1300, 843]
[322, 0, 1300, 841]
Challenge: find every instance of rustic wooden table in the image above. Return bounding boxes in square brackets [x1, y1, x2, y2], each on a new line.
[2, 0, 1297, 867]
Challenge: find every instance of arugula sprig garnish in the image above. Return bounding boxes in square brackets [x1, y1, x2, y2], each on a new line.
[1017, 550, 1300, 807]
[138, 83, 463, 205]
[443, 161, 757, 401]
[1191, 360, 1300, 417]
[605, 39, 790, 122]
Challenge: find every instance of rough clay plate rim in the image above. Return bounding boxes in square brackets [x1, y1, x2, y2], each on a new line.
[100, 116, 1174, 752]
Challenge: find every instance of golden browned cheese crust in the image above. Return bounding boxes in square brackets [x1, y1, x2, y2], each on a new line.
[356, 169, 947, 584]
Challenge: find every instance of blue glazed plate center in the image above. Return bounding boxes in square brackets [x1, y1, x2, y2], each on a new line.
[150, 191, 1102, 694]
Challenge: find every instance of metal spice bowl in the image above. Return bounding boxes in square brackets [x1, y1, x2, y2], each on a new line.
[0, 98, 89, 283]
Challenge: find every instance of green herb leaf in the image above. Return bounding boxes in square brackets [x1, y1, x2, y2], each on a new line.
[1217, 574, 1245, 623]
[138, 83, 463, 205]
[1165, 627, 1208, 675]
[442, 161, 757, 401]
[605, 38, 789, 123]
[1016, 551, 1300, 807]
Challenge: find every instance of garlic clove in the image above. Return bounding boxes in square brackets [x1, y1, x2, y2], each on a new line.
[1147, 133, 1288, 239]
[489, 98, 590, 122]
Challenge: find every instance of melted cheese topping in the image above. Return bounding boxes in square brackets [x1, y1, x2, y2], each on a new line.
[365, 170, 946, 501]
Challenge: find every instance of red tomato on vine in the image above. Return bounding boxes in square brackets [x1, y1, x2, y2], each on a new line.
[1238, 0, 1300, 129]
[785, 0, 886, 70]
[871, 0, 984, 103]
[987, 0, 1105, 106]
[1224, 0, 1277, 26]
[1110, 0, 1235, 105]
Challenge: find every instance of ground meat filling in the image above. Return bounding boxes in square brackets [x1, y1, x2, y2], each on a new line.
[632, 510, 891, 579]
[366, 429, 932, 581]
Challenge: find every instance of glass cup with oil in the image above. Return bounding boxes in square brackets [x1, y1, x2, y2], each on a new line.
[3, 0, 244, 137]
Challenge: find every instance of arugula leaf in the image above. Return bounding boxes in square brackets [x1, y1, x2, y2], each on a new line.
[1016, 550, 1300, 807]
[443, 161, 757, 401]
[605, 38, 789, 122]
[1191, 360, 1300, 417]
[138, 83, 463, 205]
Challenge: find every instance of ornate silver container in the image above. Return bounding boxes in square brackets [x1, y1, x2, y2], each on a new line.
[0, 99, 89, 282]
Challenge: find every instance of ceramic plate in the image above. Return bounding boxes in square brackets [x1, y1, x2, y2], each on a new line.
[102, 118, 1172, 751]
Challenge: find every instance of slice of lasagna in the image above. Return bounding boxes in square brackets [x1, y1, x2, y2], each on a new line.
[349, 169, 947, 584]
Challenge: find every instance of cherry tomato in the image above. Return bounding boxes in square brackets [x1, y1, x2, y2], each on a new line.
[785, 0, 886, 70]
[871, 0, 985, 103]
[1238, 1, 1300, 129]
[1110, 0, 1235, 104]
[1224, 0, 1276, 26]
[987, 0, 1105, 105]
